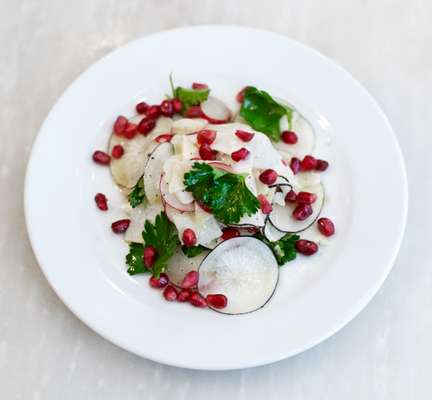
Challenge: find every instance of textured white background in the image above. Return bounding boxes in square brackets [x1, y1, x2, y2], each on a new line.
[0, 0, 430, 398]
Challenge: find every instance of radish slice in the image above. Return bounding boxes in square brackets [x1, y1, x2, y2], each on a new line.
[144, 142, 173, 204]
[160, 174, 194, 212]
[263, 219, 286, 242]
[207, 161, 235, 173]
[268, 183, 325, 233]
[198, 237, 279, 314]
[201, 97, 231, 124]
[166, 247, 208, 287]
[124, 203, 163, 243]
[172, 118, 208, 135]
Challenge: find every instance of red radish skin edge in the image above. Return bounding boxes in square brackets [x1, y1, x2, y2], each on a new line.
[159, 174, 194, 212]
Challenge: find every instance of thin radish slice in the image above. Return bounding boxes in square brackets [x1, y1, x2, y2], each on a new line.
[268, 183, 325, 233]
[160, 174, 194, 212]
[207, 161, 235, 173]
[172, 118, 208, 135]
[198, 237, 279, 314]
[165, 247, 208, 287]
[263, 218, 286, 242]
[200, 97, 231, 124]
[144, 142, 173, 204]
[124, 203, 163, 243]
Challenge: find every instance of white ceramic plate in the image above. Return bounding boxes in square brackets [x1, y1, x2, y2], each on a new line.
[24, 26, 407, 370]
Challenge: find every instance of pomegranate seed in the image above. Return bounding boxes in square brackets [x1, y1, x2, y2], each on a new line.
[111, 219, 130, 234]
[258, 194, 272, 215]
[281, 130, 298, 144]
[155, 133, 174, 143]
[231, 147, 250, 162]
[185, 105, 204, 118]
[147, 105, 161, 119]
[160, 99, 174, 117]
[163, 285, 178, 301]
[144, 246, 157, 268]
[113, 116, 128, 135]
[206, 294, 228, 309]
[295, 239, 319, 255]
[315, 159, 329, 171]
[124, 122, 137, 139]
[199, 144, 217, 160]
[136, 101, 149, 114]
[292, 204, 313, 221]
[300, 155, 317, 172]
[137, 117, 156, 135]
[92, 150, 111, 165]
[317, 217, 335, 236]
[172, 98, 183, 113]
[192, 82, 208, 90]
[290, 157, 301, 174]
[259, 169, 278, 185]
[296, 191, 317, 205]
[236, 87, 246, 103]
[177, 289, 191, 302]
[197, 129, 217, 145]
[111, 144, 124, 159]
[94, 193, 108, 211]
[285, 189, 297, 203]
[235, 129, 254, 142]
[221, 227, 240, 240]
[189, 292, 207, 308]
[182, 228, 197, 247]
[149, 273, 169, 289]
[181, 271, 199, 289]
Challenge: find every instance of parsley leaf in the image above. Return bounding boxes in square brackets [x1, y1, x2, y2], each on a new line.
[240, 86, 293, 142]
[126, 242, 149, 275]
[128, 176, 145, 208]
[182, 244, 207, 258]
[174, 86, 210, 112]
[256, 233, 300, 266]
[184, 163, 259, 224]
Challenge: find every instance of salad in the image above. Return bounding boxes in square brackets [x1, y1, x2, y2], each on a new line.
[92, 79, 335, 314]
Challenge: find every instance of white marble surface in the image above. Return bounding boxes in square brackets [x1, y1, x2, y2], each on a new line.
[0, 0, 430, 398]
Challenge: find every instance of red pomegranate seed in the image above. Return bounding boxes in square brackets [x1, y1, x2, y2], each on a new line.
[285, 189, 297, 203]
[144, 246, 157, 268]
[317, 217, 335, 236]
[111, 144, 124, 159]
[94, 193, 108, 211]
[155, 133, 174, 143]
[147, 105, 162, 119]
[123, 122, 137, 139]
[189, 292, 207, 308]
[149, 273, 169, 289]
[160, 99, 174, 117]
[111, 219, 130, 234]
[292, 204, 313, 221]
[221, 227, 240, 240]
[199, 144, 217, 160]
[290, 157, 301, 174]
[300, 155, 317, 172]
[192, 82, 208, 90]
[182, 229, 197, 247]
[236, 87, 246, 103]
[206, 294, 228, 309]
[177, 289, 191, 302]
[136, 101, 149, 114]
[197, 129, 217, 145]
[259, 169, 278, 185]
[92, 150, 111, 165]
[315, 159, 329, 172]
[296, 191, 317, 205]
[295, 239, 319, 255]
[235, 129, 254, 142]
[172, 98, 183, 113]
[181, 271, 199, 289]
[113, 115, 128, 136]
[185, 105, 204, 118]
[137, 117, 156, 135]
[163, 285, 178, 301]
[231, 147, 250, 162]
[281, 130, 298, 144]
[258, 194, 272, 215]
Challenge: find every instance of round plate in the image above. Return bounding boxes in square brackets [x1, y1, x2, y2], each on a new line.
[24, 26, 407, 370]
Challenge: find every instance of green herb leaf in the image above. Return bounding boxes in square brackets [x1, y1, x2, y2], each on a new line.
[182, 244, 207, 258]
[184, 162, 260, 224]
[240, 86, 293, 142]
[128, 176, 145, 208]
[256, 233, 300, 266]
[174, 86, 210, 112]
[126, 242, 149, 275]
